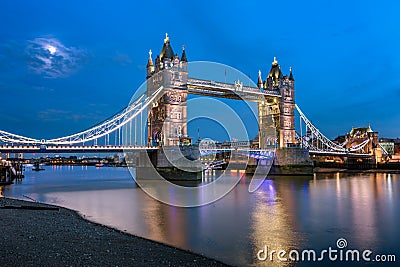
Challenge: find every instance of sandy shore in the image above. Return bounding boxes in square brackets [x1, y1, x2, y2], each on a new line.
[0, 197, 229, 267]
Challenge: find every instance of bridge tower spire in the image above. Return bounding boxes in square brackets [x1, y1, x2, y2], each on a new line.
[289, 66, 294, 81]
[146, 49, 154, 79]
[146, 34, 190, 147]
[181, 45, 187, 62]
[257, 70, 263, 89]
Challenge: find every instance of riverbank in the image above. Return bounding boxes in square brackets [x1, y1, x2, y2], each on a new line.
[314, 167, 400, 174]
[0, 197, 228, 266]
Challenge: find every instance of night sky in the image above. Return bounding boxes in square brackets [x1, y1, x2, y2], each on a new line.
[1, 0, 399, 141]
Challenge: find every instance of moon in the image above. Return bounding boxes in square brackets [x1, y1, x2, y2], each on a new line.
[46, 45, 57, 55]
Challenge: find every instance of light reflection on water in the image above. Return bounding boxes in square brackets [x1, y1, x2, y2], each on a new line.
[1, 166, 399, 266]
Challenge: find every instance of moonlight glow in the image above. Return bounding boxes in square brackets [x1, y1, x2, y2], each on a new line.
[26, 37, 87, 78]
[46, 45, 57, 55]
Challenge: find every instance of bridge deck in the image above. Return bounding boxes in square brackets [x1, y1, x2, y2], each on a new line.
[308, 150, 373, 158]
[186, 78, 281, 101]
[0, 144, 374, 157]
[0, 145, 158, 153]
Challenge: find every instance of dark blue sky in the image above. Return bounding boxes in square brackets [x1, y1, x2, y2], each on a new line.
[0, 0, 399, 140]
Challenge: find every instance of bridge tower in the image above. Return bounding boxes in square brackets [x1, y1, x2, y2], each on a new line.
[258, 57, 297, 149]
[146, 34, 190, 147]
[256, 58, 312, 175]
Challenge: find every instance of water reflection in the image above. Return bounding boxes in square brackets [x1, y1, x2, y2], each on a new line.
[307, 172, 398, 255]
[251, 179, 300, 267]
[2, 167, 399, 266]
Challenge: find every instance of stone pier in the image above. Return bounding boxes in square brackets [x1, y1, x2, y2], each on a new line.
[271, 148, 313, 175]
[246, 148, 314, 176]
[136, 146, 202, 181]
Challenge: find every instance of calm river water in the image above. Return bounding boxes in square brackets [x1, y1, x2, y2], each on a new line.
[1, 166, 399, 266]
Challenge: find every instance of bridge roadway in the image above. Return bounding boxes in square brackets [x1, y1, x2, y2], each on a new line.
[0, 144, 372, 159]
[0, 145, 275, 155]
[0, 145, 158, 153]
[308, 150, 373, 158]
[200, 147, 372, 158]
[0, 145, 273, 153]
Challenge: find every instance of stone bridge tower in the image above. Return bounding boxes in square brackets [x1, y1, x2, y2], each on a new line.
[146, 34, 190, 147]
[257, 57, 296, 149]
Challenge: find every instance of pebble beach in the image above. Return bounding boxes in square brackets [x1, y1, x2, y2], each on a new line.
[0, 197, 228, 266]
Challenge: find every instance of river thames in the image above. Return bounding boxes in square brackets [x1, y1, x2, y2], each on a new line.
[2, 166, 398, 266]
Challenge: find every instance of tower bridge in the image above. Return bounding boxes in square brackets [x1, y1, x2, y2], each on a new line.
[0, 34, 382, 177]
[145, 34, 296, 149]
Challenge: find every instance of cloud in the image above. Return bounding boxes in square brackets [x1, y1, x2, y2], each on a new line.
[25, 37, 87, 78]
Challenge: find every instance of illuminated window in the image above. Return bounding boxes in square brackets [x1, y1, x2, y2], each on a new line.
[284, 121, 291, 128]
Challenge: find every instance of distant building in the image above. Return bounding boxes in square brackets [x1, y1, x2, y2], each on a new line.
[333, 135, 346, 146]
[378, 138, 399, 155]
[345, 125, 379, 154]
[379, 142, 394, 155]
